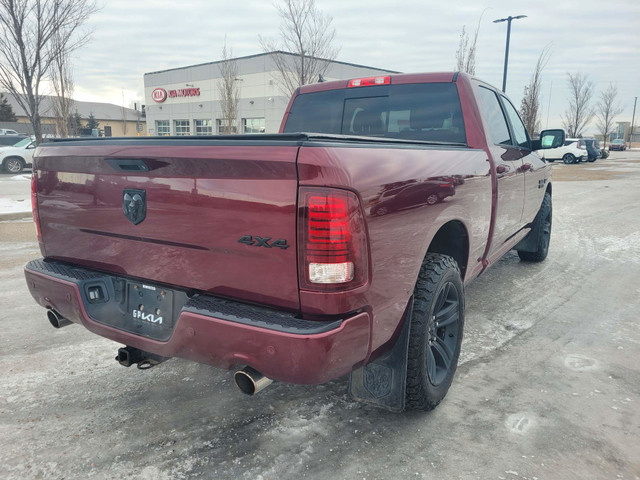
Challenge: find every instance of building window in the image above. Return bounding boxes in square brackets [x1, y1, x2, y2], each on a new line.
[216, 119, 237, 134]
[194, 119, 213, 135]
[243, 118, 266, 134]
[156, 120, 170, 136]
[174, 120, 190, 136]
[104, 125, 112, 137]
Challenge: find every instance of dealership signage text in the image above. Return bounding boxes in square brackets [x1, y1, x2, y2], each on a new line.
[152, 87, 200, 103]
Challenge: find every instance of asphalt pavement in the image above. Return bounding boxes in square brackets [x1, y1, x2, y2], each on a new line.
[0, 153, 639, 480]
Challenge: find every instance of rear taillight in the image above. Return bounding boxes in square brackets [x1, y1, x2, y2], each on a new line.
[31, 172, 42, 241]
[348, 76, 390, 88]
[298, 187, 368, 290]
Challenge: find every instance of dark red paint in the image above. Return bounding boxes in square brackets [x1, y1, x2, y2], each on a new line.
[25, 72, 551, 384]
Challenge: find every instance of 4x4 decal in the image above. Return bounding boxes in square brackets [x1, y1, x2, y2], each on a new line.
[238, 235, 289, 250]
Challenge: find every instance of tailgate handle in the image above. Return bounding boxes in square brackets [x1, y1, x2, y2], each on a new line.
[106, 159, 150, 172]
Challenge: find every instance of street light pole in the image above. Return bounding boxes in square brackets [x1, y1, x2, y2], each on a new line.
[630, 96, 637, 148]
[493, 15, 527, 93]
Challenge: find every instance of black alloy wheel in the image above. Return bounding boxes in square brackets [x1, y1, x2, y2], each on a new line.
[426, 281, 460, 386]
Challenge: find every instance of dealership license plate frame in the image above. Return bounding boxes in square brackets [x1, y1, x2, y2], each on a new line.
[126, 281, 175, 333]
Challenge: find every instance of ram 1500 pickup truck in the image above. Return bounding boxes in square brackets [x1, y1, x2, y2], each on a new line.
[24, 72, 564, 412]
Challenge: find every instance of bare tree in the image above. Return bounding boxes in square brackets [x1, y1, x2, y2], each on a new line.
[121, 91, 128, 136]
[561, 73, 595, 138]
[455, 26, 479, 74]
[519, 45, 551, 136]
[50, 31, 74, 137]
[260, 0, 339, 97]
[0, 0, 97, 142]
[454, 10, 488, 75]
[595, 83, 623, 148]
[217, 41, 240, 134]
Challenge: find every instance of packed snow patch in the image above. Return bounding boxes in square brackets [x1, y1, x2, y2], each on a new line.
[0, 197, 30, 214]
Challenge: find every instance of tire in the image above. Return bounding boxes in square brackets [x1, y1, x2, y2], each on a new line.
[373, 206, 388, 216]
[587, 156, 597, 163]
[562, 153, 575, 164]
[426, 194, 439, 205]
[2, 156, 24, 174]
[406, 253, 465, 411]
[517, 192, 552, 262]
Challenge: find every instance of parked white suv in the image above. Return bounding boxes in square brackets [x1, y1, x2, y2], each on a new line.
[0, 136, 37, 173]
[536, 138, 585, 164]
[0, 128, 20, 135]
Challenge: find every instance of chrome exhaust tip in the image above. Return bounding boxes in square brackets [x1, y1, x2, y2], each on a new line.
[47, 309, 72, 328]
[234, 366, 273, 396]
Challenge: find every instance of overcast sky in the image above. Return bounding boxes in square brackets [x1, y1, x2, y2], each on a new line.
[71, 0, 639, 134]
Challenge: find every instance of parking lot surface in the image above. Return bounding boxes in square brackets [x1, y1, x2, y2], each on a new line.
[1, 152, 639, 480]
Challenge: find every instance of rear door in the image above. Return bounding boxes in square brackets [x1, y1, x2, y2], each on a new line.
[34, 138, 301, 310]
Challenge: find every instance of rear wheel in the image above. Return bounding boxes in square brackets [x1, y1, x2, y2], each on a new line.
[562, 153, 575, 164]
[518, 192, 552, 262]
[406, 253, 464, 411]
[2, 157, 24, 174]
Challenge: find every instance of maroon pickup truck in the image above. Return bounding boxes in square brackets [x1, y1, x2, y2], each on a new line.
[24, 72, 563, 412]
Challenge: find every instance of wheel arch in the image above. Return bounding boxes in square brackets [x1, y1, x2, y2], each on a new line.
[425, 220, 469, 278]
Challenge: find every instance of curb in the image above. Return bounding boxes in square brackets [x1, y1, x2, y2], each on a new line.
[0, 212, 32, 221]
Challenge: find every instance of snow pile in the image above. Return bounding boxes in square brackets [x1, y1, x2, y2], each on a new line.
[10, 174, 31, 181]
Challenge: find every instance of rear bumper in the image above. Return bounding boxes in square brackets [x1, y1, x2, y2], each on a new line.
[24, 259, 371, 384]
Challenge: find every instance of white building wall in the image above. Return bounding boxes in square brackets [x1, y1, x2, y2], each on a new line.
[143, 53, 396, 135]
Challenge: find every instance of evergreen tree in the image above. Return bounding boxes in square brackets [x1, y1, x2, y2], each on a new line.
[0, 93, 17, 122]
[86, 112, 99, 130]
[67, 111, 83, 137]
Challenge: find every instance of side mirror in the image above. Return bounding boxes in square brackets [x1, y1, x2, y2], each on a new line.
[532, 129, 565, 150]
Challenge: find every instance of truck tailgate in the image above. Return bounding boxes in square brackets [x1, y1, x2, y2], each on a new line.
[34, 140, 300, 310]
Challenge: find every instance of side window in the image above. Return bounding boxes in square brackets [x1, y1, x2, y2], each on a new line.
[501, 97, 530, 149]
[477, 86, 511, 145]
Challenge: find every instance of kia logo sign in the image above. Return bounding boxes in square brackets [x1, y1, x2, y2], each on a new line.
[152, 88, 167, 103]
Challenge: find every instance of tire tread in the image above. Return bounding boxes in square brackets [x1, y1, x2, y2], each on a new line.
[406, 253, 463, 411]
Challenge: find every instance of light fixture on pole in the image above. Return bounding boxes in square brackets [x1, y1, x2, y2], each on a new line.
[493, 15, 527, 93]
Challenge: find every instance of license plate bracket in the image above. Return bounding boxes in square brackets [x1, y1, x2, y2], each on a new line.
[127, 282, 175, 330]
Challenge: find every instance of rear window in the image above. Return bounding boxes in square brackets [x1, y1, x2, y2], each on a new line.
[283, 83, 466, 144]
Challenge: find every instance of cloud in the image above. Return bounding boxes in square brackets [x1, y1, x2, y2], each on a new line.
[71, 0, 640, 133]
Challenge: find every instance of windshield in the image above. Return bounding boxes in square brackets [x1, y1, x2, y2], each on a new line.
[612, 139, 624, 144]
[283, 83, 466, 144]
[12, 138, 32, 148]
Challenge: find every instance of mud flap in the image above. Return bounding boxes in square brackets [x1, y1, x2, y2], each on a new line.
[348, 297, 412, 412]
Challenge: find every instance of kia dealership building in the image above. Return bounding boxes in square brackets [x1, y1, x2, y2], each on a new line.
[143, 51, 396, 136]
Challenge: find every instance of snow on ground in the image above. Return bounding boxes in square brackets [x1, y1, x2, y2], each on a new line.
[0, 197, 30, 214]
[9, 174, 31, 181]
